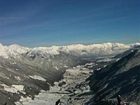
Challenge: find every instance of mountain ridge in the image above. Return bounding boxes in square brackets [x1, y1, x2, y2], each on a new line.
[87, 47, 140, 105]
[0, 42, 132, 59]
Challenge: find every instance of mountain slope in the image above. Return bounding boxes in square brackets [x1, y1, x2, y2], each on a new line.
[0, 42, 133, 105]
[88, 47, 140, 105]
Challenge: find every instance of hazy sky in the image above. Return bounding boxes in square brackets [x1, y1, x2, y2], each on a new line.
[0, 0, 140, 46]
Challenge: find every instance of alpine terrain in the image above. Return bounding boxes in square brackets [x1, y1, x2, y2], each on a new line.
[0, 42, 139, 105]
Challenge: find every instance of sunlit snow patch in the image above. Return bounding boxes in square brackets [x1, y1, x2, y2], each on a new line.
[1, 84, 24, 94]
[29, 75, 46, 81]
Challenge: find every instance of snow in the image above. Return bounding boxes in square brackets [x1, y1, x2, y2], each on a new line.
[130, 43, 140, 47]
[29, 75, 46, 81]
[15, 65, 91, 105]
[59, 43, 130, 56]
[1, 84, 24, 93]
[0, 44, 9, 58]
[8, 44, 29, 56]
[54, 66, 59, 70]
[97, 58, 113, 62]
[85, 62, 95, 66]
[12, 85, 24, 92]
[103, 65, 107, 68]
[15, 84, 64, 105]
[16, 91, 64, 105]
[65, 68, 81, 76]
[64, 66, 89, 77]
[96, 68, 101, 71]
[116, 58, 121, 61]
[0, 42, 130, 59]
[0, 43, 29, 58]
[15, 76, 21, 81]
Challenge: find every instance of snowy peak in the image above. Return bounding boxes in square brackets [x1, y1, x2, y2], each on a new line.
[130, 43, 140, 47]
[27, 42, 130, 57]
[8, 44, 30, 55]
[0, 43, 131, 58]
[0, 43, 30, 58]
[0, 43, 9, 58]
[60, 43, 130, 56]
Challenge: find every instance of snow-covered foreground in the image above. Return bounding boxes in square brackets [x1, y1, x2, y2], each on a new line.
[15, 78, 64, 105]
[15, 64, 92, 105]
[15, 90, 64, 105]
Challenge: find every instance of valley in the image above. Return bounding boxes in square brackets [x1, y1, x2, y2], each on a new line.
[0, 43, 139, 105]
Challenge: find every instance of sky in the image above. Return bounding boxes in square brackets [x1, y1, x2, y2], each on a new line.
[0, 0, 140, 46]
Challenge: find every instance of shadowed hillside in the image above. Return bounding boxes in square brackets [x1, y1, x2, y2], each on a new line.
[88, 47, 140, 105]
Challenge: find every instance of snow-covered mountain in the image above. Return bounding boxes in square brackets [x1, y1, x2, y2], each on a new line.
[0, 44, 29, 58]
[0, 43, 130, 59]
[0, 42, 137, 105]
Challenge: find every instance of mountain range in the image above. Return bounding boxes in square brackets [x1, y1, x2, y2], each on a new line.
[0, 42, 139, 105]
